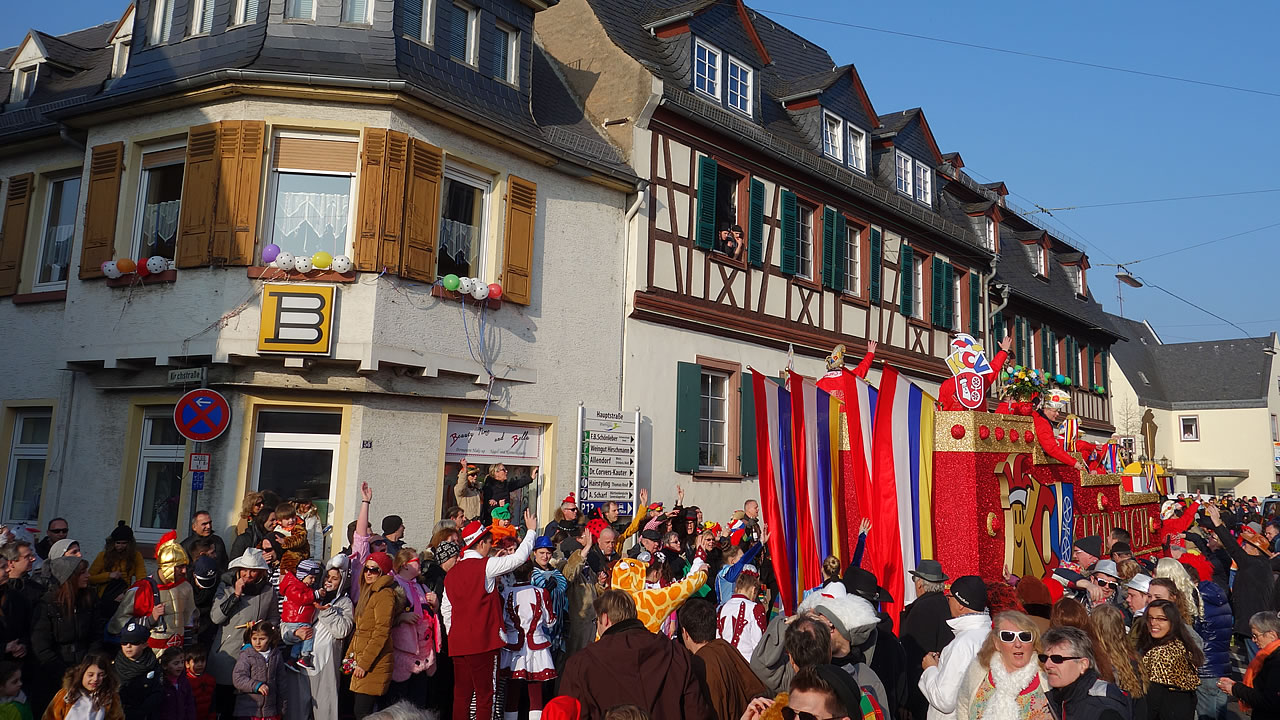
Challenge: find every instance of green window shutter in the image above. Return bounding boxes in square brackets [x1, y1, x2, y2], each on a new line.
[1101, 349, 1109, 390]
[780, 190, 798, 275]
[1048, 330, 1057, 374]
[739, 371, 757, 476]
[1087, 344, 1096, 386]
[899, 243, 914, 317]
[1014, 317, 1025, 365]
[942, 262, 954, 330]
[969, 272, 981, 336]
[992, 311, 1004, 342]
[695, 156, 717, 250]
[821, 206, 837, 288]
[833, 214, 847, 293]
[930, 255, 945, 325]
[869, 228, 882, 304]
[748, 178, 765, 268]
[674, 362, 703, 473]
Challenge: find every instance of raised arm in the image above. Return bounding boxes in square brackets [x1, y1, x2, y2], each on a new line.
[618, 489, 649, 546]
[356, 482, 372, 539]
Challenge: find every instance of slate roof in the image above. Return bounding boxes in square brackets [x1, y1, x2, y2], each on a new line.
[874, 108, 920, 137]
[994, 224, 1120, 339]
[0, 22, 115, 136]
[1106, 313, 1276, 408]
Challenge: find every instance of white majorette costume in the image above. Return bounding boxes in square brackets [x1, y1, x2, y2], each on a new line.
[108, 530, 197, 653]
[500, 581, 558, 682]
[716, 565, 766, 661]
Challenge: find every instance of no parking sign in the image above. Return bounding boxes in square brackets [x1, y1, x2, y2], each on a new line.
[173, 389, 231, 442]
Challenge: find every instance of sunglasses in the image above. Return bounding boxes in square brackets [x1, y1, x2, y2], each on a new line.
[999, 630, 1034, 643]
[1095, 579, 1119, 589]
[781, 709, 839, 720]
[1038, 654, 1083, 664]
[363, 566, 382, 575]
[49, 528, 68, 534]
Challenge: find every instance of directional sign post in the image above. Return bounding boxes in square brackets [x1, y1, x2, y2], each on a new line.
[576, 406, 640, 515]
[173, 389, 232, 443]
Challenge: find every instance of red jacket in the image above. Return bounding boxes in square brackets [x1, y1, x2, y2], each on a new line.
[279, 572, 318, 624]
[1032, 411, 1078, 467]
[938, 350, 1008, 410]
[185, 671, 215, 720]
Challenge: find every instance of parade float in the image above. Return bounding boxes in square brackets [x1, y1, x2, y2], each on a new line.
[751, 335, 1165, 624]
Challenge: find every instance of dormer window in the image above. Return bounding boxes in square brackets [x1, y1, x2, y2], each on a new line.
[895, 151, 913, 197]
[152, 0, 175, 43]
[726, 56, 751, 115]
[1033, 245, 1047, 277]
[493, 23, 518, 85]
[822, 112, 843, 162]
[234, 0, 261, 24]
[448, 2, 478, 65]
[342, 0, 371, 25]
[847, 125, 866, 173]
[983, 216, 996, 252]
[111, 40, 131, 77]
[913, 162, 932, 206]
[694, 39, 720, 99]
[191, 0, 215, 35]
[10, 67, 36, 103]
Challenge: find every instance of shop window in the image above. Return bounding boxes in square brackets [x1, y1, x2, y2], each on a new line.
[440, 418, 544, 520]
[133, 144, 186, 261]
[3, 409, 50, 525]
[250, 409, 341, 559]
[1179, 415, 1199, 442]
[437, 164, 490, 279]
[133, 408, 186, 535]
[34, 174, 81, 290]
[265, 132, 359, 262]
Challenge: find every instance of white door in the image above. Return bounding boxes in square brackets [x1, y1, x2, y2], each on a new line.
[249, 410, 342, 559]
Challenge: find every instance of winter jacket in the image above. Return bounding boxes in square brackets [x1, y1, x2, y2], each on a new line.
[391, 576, 438, 682]
[562, 549, 602, 659]
[41, 688, 125, 720]
[348, 573, 397, 696]
[749, 614, 792, 695]
[232, 647, 284, 719]
[30, 590, 94, 680]
[918, 612, 991, 720]
[1194, 580, 1233, 678]
[114, 651, 164, 720]
[88, 551, 147, 595]
[208, 576, 279, 686]
[278, 572, 318, 624]
[900, 590, 956, 720]
[185, 671, 215, 720]
[1210, 522, 1274, 635]
[1230, 646, 1280, 720]
[161, 674, 195, 720]
[1045, 668, 1130, 720]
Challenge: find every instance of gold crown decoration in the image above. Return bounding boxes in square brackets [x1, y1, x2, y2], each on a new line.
[155, 530, 190, 584]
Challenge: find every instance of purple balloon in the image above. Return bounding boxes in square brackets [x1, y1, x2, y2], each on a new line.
[262, 244, 281, 263]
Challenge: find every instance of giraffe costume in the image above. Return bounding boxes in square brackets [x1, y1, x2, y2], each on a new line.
[610, 557, 707, 634]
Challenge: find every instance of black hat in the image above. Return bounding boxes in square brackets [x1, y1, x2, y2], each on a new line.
[109, 521, 134, 543]
[1073, 535, 1103, 560]
[1110, 541, 1132, 555]
[843, 566, 893, 604]
[120, 620, 149, 645]
[949, 575, 987, 612]
[193, 556, 219, 590]
[909, 559, 948, 584]
[640, 529, 663, 543]
[814, 664, 864, 717]
[381, 515, 404, 535]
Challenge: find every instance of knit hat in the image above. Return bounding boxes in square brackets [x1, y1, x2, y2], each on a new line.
[1110, 541, 1132, 555]
[48, 556, 84, 586]
[295, 558, 322, 580]
[949, 575, 988, 612]
[366, 551, 393, 576]
[491, 505, 512, 521]
[109, 521, 134, 543]
[561, 493, 576, 508]
[434, 540, 461, 565]
[381, 515, 404, 535]
[120, 620, 149, 645]
[1073, 535, 1103, 561]
[460, 521, 489, 550]
[193, 556, 219, 589]
[48, 538, 77, 558]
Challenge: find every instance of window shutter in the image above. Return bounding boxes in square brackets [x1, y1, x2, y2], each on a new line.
[779, 190, 798, 275]
[401, 138, 443, 284]
[695, 156, 717, 250]
[210, 120, 265, 266]
[403, 0, 423, 39]
[942, 262, 954, 330]
[244, 0, 260, 22]
[501, 175, 537, 305]
[833, 214, 847, 293]
[869, 227, 881, 303]
[378, 130, 410, 275]
[1047, 330, 1057, 374]
[80, 142, 124, 279]
[748, 178, 764, 268]
[674, 362, 703, 473]
[1101, 349, 1109, 390]
[992, 311, 1004, 342]
[354, 128, 387, 272]
[930, 255, 944, 325]
[969, 272, 981, 336]
[821, 206, 837, 288]
[1014, 316, 1025, 363]
[739, 371, 756, 476]
[175, 124, 218, 268]
[899, 243, 914, 316]
[1087, 344, 1096, 386]
[0, 174, 34, 296]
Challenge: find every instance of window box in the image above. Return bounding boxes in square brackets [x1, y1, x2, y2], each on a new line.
[430, 284, 503, 309]
[106, 269, 177, 288]
[247, 266, 356, 283]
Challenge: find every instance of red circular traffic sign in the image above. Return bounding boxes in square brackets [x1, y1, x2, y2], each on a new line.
[173, 389, 231, 442]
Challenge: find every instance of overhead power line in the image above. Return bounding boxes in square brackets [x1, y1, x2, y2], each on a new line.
[1134, 273, 1272, 346]
[1124, 219, 1280, 265]
[1025, 188, 1280, 214]
[752, 7, 1280, 99]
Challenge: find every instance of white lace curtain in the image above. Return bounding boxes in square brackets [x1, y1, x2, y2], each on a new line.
[439, 217, 479, 265]
[140, 200, 180, 244]
[39, 223, 75, 282]
[274, 192, 349, 250]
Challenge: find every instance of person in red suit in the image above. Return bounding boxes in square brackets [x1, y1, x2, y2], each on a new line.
[938, 335, 1013, 411]
[1032, 388, 1079, 468]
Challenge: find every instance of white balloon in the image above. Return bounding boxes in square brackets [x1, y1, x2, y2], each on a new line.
[294, 256, 313, 274]
[458, 276, 474, 293]
[275, 252, 295, 271]
[470, 282, 490, 300]
[330, 255, 353, 274]
[102, 261, 122, 279]
[146, 256, 168, 274]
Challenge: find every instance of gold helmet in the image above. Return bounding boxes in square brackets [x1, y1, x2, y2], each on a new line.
[155, 530, 189, 584]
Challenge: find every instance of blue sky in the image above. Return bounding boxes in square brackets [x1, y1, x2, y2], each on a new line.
[7, 1, 1278, 343]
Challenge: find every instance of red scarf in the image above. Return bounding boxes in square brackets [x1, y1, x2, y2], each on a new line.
[1242, 638, 1280, 712]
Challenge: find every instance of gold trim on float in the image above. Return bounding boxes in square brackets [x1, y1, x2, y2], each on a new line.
[1080, 473, 1122, 487]
[1121, 491, 1159, 506]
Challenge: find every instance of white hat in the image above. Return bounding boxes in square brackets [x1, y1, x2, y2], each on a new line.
[228, 548, 270, 572]
[1092, 560, 1120, 579]
[1126, 573, 1152, 593]
[49, 538, 78, 558]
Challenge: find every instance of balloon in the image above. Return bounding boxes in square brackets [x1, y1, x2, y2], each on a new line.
[1063, 377, 1072, 386]
[1054, 374, 1064, 384]
[294, 256, 313, 274]
[276, 252, 295, 271]
[330, 255, 353, 274]
[442, 274, 461, 292]
[102, 261, 121, 279]
[458, 277, 474, 293]
[487, 283, 502, 300]
[116, 258, 136, 274]
[312, 251, 333, 270]
[135, 260, 151, 279]
[146, 256, 168, 274]
[261, 244, 281, 264]
[470, 282, 490, 300]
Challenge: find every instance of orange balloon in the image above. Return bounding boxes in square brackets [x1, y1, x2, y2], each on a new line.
[115, 258, 137, 274]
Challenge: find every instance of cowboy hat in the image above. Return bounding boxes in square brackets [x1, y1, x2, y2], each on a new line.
[229, 548, 270, 572]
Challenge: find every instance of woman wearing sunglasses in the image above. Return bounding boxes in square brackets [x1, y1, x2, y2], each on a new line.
[955, 611, 1052, 720]
[1135, 599, 1203, 720]
[347, 551, 397, 718]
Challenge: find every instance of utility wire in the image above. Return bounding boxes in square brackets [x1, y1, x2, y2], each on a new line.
[752, 7, 1280, 99]
[1026, 188, 1280, 214]
[1123, 219, 1280, 265]
[1159, 318, 1280, 329]
[1133, 273, 1271, 345]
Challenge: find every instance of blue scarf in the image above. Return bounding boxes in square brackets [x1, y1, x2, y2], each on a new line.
[532, 567, 568, 655]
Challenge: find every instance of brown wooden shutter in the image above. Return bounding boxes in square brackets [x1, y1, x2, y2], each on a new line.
[353, 128, 387, 272]
[0, 174, 34, 296]
[175, 123, 218, 268]
[401, 137, 443, 283]
[378, 130, 409, 275]
[80, 142, 124, 279]
[209, 120, 265, 265]
[501, 175, 536, 305]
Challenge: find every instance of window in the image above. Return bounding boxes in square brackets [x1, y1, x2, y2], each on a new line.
[911, 252, 925, 319]
[234, 0, 261, 24]
[1069, 265, 1085, 295]
[3, 410, 50, 525]
[285, 0, 314, 20]
[404, 0, 432, 42]
[699, 369, 729, 471]
[33, 175, 81, 290]
[914, 161, 932, 206]
[437, 165, 491, 279]
[1032, 245, 1047, 276]
[449, 3, 477, 64]
[190, 0, 214, 34]
[953, 272, 963, 331]
[342, 0, 370, 24]
[847, 125, 866, 172]
[713, 164, 742, 258]
[895, 151, 913, 197]
[493, 24, 518, 84]
[133, 408, 186, 535]
[10, 67, 36, 103]
[844, 224, 860, 295]
[796, 204, 814, 279]
[250, 409, 342, 560]
[822, 113, 843, 162]
[133, 144, 186, 261]
[983, 216, 996, 252]
[152, 0, 175, 42]
[694, 39, 720, 99]
[1272, 414, 1277, 442]
[1119, 436, 1136, 461]
[726, 57, 751, 115]
[111, 40, 131, 77]
[1179, 415, 1199, 442]
[266, 133, 359, 262]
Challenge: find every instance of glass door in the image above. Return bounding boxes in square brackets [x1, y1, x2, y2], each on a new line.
[250, 410, 341, 559]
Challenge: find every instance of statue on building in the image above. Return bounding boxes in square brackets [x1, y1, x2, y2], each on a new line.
[1140, 409, 1158, 460]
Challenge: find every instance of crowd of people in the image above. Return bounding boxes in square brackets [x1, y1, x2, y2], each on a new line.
[0, 483, 1277, 720]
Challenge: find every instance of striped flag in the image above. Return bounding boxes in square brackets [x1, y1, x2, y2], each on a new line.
[816, 369, 877, 560]
[752, 369, 800, 613]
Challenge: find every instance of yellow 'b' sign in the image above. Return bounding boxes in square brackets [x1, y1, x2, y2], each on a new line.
[257, 283, 335, 355]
